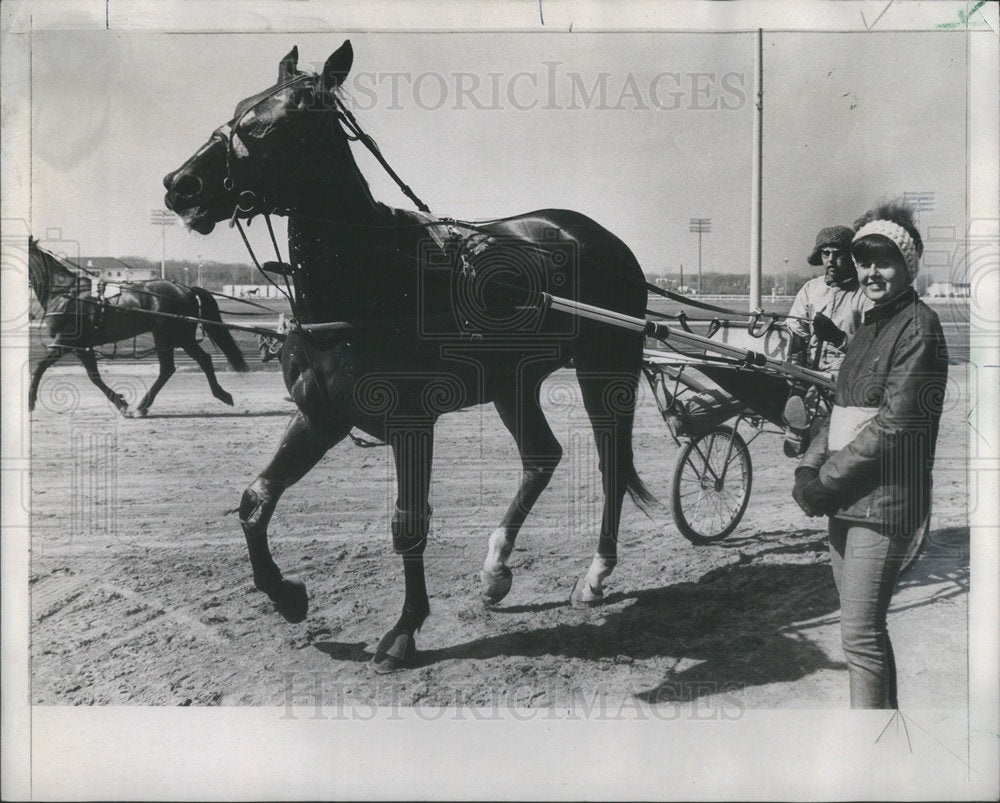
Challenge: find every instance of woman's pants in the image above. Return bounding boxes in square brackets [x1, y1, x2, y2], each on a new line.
[828, 518, 909, 709]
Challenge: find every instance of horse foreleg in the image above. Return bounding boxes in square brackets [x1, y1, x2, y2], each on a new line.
[181, 339, 233, 406]
[77, 348, 128, 414]
[373, 424, 434, 673]
[133, 346, 175, 416]
[240, 410, 346, 623]
[480, 388, 562, 605]
[28, 346, 68, 412]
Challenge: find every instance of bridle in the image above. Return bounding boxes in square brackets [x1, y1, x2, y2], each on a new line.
[215, 72, 430, 220]
[206, 70, 435, 320]
[213, 73, 317, 221]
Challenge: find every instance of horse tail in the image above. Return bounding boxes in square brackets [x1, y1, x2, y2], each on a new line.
[620, 407, 657, 515]
[191, 287, 249, 372]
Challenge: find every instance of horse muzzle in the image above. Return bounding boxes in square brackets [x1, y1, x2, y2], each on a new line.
[163, 137, 232, 232]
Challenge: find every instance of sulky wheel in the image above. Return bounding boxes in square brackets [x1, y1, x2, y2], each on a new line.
[670, 425, 752, 544]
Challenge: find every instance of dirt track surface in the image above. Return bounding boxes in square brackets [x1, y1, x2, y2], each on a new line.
[29, 362, 969, 710]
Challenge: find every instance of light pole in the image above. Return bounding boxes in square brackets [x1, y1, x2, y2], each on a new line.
[783, 257, 789, 295]
[197, 255, 203, 287]
[150, 210, 176, 279]
[689, 218, 711, 295]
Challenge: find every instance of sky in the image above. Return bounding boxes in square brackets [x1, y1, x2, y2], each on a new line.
[21, 28, 971, 282]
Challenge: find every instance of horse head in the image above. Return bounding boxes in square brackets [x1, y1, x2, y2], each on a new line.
[163, 41, 356, 234]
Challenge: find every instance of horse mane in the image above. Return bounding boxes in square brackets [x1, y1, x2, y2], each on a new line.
[28, 239, 88, 309]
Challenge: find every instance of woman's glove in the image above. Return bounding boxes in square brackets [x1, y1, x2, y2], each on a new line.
[792, 467, 819, 516]
[812, 313, 846, 348]
[802, 475, 841, 516]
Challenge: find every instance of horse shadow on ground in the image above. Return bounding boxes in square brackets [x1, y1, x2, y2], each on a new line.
[316, 534, 851, 701]
[313, 528, 969, 701]
[894, 525, 969, 604]
[718, 524, 969, 594]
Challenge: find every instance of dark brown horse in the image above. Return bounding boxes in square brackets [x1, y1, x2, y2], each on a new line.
[163, 42, 654, 671]
[28, 238, 248, 416]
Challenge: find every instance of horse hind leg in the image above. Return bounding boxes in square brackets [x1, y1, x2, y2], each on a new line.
[132, 343, 176, 416]
[240, 410, 346, 623]
[480, 384, 562, 605]
[77, 348, 128, 414]
[181, 337, 233, 405]
[570, 359, 647, 607]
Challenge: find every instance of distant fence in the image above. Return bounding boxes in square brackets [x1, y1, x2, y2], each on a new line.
[222, 284, 289, 299]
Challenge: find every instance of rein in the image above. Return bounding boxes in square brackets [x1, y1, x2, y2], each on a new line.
[220, 70, 432, 310]
[331, 95, 431, 214]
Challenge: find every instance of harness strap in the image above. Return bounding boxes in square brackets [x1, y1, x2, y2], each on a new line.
[334, 96, 431, 214]
[645, 282, 758, 317]
[348, 432, 387, 448]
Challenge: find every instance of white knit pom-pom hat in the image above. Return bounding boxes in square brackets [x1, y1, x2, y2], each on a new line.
[852, 219, 920, 278]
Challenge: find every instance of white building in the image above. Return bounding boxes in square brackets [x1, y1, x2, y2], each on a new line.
[926, 281, 971, 298]
[79, 257, 157, 283]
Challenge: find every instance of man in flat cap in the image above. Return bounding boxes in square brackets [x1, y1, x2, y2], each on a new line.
[782, 225, 873, 455]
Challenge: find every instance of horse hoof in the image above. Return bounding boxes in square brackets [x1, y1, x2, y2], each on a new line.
[372, 628, 417, 673]
[218, 391, 234, 406]
[272, 578, 309, 623]
[570, 577, 605, 608]
[480, 566, 513, 606]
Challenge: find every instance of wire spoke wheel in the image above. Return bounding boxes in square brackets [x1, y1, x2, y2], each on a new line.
[670, 425, 752, 544]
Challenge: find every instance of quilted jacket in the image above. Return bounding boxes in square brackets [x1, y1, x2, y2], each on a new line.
[798, 287, 949, 535]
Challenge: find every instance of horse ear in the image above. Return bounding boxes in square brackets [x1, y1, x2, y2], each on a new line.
[278, 46, 299, 83]
[322, 40, 353, 90]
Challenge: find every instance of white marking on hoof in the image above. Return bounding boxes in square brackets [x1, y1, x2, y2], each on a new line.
[481, 528, 515, 604]
[480, 565, 513, 605]
[570, 577, 605, 608]
[583, 555, 614, 589]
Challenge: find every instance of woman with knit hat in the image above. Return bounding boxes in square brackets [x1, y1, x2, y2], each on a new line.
[792, 200, 949, 709]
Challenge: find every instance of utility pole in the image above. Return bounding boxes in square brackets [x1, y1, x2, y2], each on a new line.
[689, 218, 711, 295]
[749, 27, 763, 311]
[150, 210, 176, 279]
